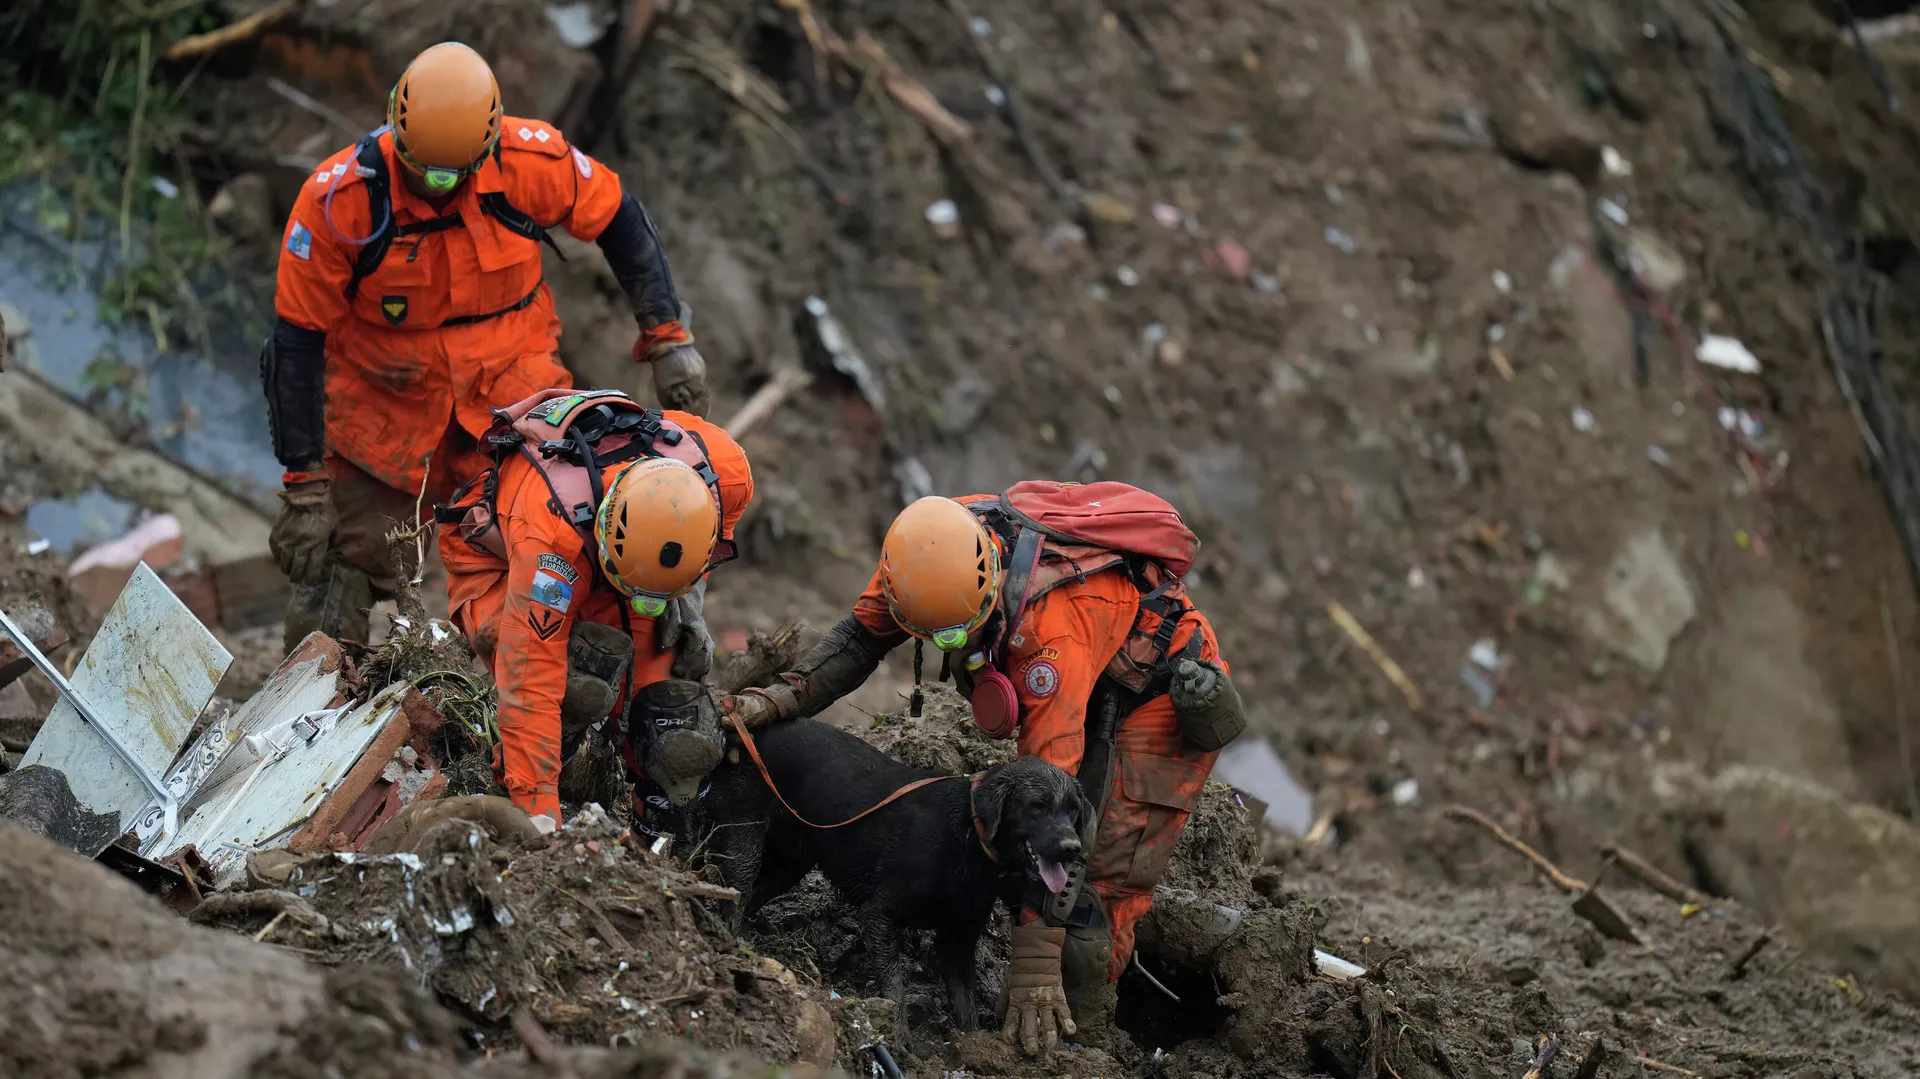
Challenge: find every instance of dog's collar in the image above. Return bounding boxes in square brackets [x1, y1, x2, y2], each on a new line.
[967, 772, 1000, 863]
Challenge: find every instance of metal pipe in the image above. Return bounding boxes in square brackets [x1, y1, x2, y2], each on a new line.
[0, 605, 178, 838]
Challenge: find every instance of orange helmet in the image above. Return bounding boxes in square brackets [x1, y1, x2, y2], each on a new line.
[594, 458, 720, 616]
[387, 42, 502, 192]
[878, 497, 1001, 651]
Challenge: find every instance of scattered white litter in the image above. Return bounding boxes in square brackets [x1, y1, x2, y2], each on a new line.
[1598, 199, 1630, 226]
[1572, 406, 1596, 432]
[1391, 777, 1420, 806]
[1467, 639, 1501, 670]
[1314, 949, 1368, 980]
[1647, 445, 1671, 467]
[984, 85, 1008, 107]
[25, 539, 50, 556]
[1696, 333, 1761, 374]
[1602, 146, 1633, 176]
[1115, 265, 1141, 287]
[1492, 269, 1513, 293]
[150, 177, 180, 199]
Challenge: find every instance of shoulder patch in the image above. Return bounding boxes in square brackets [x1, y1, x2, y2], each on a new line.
[285, 222, 312, 260]
[529, 567, 575, 615]
[501, 117, 570, 158]
[537, 552, 580, 584]
[1023, 660, 1061, 699]
[572, 147, 594, 178]
[1016, 646, 1063, 700]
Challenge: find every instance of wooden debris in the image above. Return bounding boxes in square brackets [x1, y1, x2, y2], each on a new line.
[665, 880, 741, 901]
[512, 1008, 577, 1077]
[723, 365, 815, 439]
[1327, 601, 1423, 709]
[1633, 1053, 1698, 1077]
[1571, 1036, 1608, 1079]
[1729, 926, 1776, 980]
[659, 29, 839, 201]
[1445, 806, 1585, 891]
[1600, 841, 1707, 905]
[164, 0, 299, 61]
[264, 77, 362, 139]
[774, 0, 1030, 239]
[190, 888, 329, 932]
[943, 0, 1070, 201]
[1520, 1035, 1560, 1079]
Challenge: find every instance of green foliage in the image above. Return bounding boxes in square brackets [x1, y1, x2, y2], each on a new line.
[0, 1, 232, 349]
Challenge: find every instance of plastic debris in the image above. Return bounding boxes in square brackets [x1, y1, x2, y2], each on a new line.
[968, 16, 991, 37]
[1115, 265, 1141, 287]
[1151, 202, 1182, 229]
[1598, 198, 1630, 226]
[1391, 778, 1420, 806]
[545, 2, 610, 48]
[1492, 269, 1513, 293]
[1572, 406, 1596, 432]
[25, 539, 50, 556]
[1696, 333, 1762, 374]
[924, 199, 960, 239]
[1324, 226, 1358, 254]
[1467, 639, 1501, 670]
[149, 177, 180, 199]
[1647, 445, 1672, 467]
[984, 85, 1008, 108]
[1602, 146, 1633, 176]
[1208, 239, 1252, 280]
[1314, 949, 1367, 980]
[1251, 272, 1284, 294]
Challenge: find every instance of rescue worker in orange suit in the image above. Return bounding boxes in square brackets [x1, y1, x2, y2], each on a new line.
[262, 42, 710, 650]
[721, 489, 1248, 1055]
[438, 389, 752, 832]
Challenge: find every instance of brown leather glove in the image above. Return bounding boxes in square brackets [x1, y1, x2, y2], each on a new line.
[1002, 921, 1076, 1055]
[270, 477, 337, 585]
[650, 344, 710, 416]
[717, 690, 781, 735]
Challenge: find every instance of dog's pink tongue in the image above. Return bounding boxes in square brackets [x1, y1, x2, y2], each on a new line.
[1039, 858, 1070, 895]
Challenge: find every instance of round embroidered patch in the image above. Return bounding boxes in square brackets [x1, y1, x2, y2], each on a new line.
[1024, 661, 1060, 698]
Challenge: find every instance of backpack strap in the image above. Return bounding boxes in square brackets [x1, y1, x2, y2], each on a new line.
[479, 190, 567, 260]
[344, 134, 564, 302]
[345, 134, 394, 301]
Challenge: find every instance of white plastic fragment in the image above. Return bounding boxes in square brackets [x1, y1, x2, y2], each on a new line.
[1391, 778, 1420, 806]
[1314, 949, 1368, 980]
[1602, 146, 1633, 176]
[1467, 639, 1501, 670]
[1599, 199, 1630, 226]
[1492, 269, 1513, 293]
[1572, 406, 1596, 432]
[26, 539, 50, 556]
[1696, 333, 1761, 374]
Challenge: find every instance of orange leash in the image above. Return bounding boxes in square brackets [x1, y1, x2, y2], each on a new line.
[727, 709, 962, 829]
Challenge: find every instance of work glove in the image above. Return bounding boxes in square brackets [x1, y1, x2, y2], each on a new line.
[1003, 921, 1076, 1055]
[657, 577, 713, 681]
[1169, 657, 1246, 752]
[270, 477, 337, 585]
[649, 343, 710, 416]
[717, 690, 781, 734]
[1171, 658, 1225, 710]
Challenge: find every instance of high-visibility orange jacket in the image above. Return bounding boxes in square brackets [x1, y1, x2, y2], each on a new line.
[847, 494, 1225, 978]
[274, 118, 626, 493]
[440, 412, 753, 820]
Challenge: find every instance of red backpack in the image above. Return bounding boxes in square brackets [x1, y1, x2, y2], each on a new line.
[968, 481, 1201, 706]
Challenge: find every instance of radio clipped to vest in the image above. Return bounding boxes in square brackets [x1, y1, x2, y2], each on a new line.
[435, 389, 725, 567]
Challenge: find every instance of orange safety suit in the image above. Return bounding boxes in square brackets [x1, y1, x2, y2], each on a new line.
[848, 495, 1224, 980]
[274, 117, 626, 514]
[438, 411, 753, 821]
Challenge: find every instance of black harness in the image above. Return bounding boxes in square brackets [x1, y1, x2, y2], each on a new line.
[342, 132, 568, 318]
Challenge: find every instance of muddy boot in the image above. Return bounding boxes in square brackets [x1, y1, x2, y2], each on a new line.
[283, 564, 374, 652]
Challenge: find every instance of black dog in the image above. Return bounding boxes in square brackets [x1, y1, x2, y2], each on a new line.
[697, 717, 1091, 1028]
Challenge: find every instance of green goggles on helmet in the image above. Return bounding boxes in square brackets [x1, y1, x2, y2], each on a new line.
[882, 587, 997, 653]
